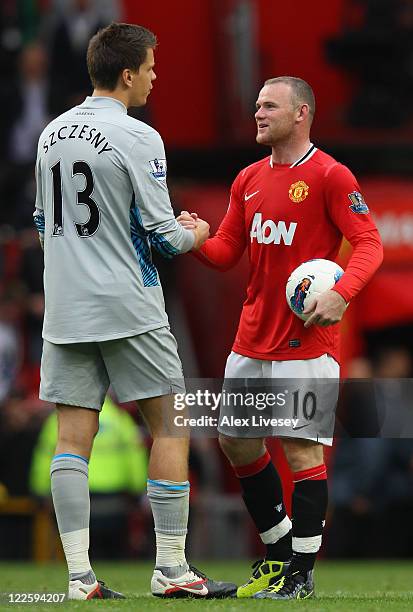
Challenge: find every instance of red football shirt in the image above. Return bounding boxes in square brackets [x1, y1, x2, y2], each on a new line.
[195, 146, 383, 363]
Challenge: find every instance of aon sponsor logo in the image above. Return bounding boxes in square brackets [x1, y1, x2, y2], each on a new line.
[250, 213, 297, 245]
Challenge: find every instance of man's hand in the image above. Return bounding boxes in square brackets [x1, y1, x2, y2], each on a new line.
[177, 210, 198, 229]
[177, 210, 208, 249]
[303, 289, 347, 328]
[192, 219, 210, 250]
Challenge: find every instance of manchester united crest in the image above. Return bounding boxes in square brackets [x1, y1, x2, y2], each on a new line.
[289, 181, 309, 203]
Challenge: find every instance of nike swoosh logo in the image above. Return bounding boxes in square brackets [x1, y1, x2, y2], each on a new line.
[244, 190, 260, 201]
[167, 582, 208, 596]
[292, 423, 311, 431]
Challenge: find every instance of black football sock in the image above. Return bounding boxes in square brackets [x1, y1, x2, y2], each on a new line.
[291, 464, 328, 575]
[234, 450, 292, 561]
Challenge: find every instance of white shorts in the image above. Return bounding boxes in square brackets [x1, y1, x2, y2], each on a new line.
[40, 326, 185, 410]
[218, 352, 340, 445]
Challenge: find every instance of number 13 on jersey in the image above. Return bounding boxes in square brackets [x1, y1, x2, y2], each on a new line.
[50, 160, 101, 238]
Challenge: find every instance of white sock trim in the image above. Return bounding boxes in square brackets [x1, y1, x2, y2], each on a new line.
[292, 535, 322, 553]
[155, 532, 187, 568]
[61, 528, 92, 575]
[259, 515, 292, 545]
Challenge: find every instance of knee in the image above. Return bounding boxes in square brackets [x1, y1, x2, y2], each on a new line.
[281, 440, 323, 473]
[218, 434, 240, 460]
[218, 434, 265, 465]
[57, 407, 99, 455]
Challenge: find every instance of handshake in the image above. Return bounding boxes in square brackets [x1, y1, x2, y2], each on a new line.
[177, 210, 210, 250]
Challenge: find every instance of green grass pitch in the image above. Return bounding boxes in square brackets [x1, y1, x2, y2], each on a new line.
[1, 560, 413, 610]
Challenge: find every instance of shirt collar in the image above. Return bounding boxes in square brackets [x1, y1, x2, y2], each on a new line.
[269, 143, 317, 168]
[78, 96, 128, 114]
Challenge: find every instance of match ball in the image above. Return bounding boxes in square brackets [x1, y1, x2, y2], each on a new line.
[286, 259, 344, 321]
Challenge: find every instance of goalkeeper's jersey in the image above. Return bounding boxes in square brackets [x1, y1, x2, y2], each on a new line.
[34, 96, 194, 344]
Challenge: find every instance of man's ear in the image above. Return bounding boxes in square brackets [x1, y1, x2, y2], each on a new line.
[296, 103, 310, 123]
[121, 68, 133, 88]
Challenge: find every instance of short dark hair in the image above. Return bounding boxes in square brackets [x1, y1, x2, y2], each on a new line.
[264, 76, 315, 119]
[87, 23, 157, 90]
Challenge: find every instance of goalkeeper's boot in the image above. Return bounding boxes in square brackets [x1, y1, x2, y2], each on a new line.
[253, 568, 315, 600]
[68, 579, 125, 600]
[151, 564, 237, 598]
[237, 559, 290, 598]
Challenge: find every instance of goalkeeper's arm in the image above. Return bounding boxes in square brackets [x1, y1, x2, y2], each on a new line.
[33, 208, 45, 250]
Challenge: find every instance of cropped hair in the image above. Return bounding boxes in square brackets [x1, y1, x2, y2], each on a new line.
[87, 23, 157, 90]
[264, 76, 315, 119]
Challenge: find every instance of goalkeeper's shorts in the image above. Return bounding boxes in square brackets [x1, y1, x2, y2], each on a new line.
[39, 326, 185, 410]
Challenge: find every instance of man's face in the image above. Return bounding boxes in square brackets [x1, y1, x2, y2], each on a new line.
[131, 47, 156, 106]
[255, 83, 297, 146]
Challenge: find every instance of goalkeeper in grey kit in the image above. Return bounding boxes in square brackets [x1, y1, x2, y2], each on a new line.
[34, 22, 236, 600]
